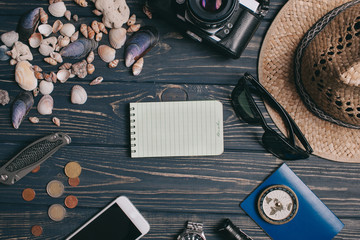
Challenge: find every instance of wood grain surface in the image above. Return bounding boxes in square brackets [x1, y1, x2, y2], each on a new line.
[0, 0, 359, 239]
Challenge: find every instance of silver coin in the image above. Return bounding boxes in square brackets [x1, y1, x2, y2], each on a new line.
[46, 180, 65, 198]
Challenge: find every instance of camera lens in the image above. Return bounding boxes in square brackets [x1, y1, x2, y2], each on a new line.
[201, 0, 222, 12]
[188, 0, 236, 28]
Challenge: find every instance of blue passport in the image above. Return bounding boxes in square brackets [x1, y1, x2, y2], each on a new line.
[241, 163, 344, 240]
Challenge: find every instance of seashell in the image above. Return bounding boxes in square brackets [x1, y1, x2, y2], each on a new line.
[29, 116, 39, 124]
[109, 28, 126, 49]
[9, 59, 17, 65]
[71, 85, 87, 104]
[58, 35, 70, 47]
[33, 65, 43, 72]
[98, 45, 116, 63]
[15, 61, 38, 91]
[39, 43, 54, 56]
[71, 60, 88, 78]
[39, 80, 54, 95]
[108, 59, 119, 68]
[87, 26, 95, 40]
[127, 14, 136, 26]
[97, 22, 108, 34]
[86, 51, 94, 64]
[33, 87, 39, 97]
[73, 14, 78, 22]
[48, 2, 67, 18]
[53, 19, 63, 33]
[74, 0, 88, 7]
[29, 33, 43, 48]
[12, 91, 34, 129]
[37, 94, 53, 115]
[91, 21, 100, 34]
[60, 23, 75, 37]
[124, 26, 159, 67]
[95, 32, 103, 42]
[92, 9, 102, 16]
[71, 31, 79, 42]
[39, 8, 48, 24]
[1, 31, 19, 48]
[35, 71, 44, 80]
[132, 57, 144, 76]
[50, 52, 63, 63]
[64, 10, 71, 21]
[10, 41, 33, 61]
[57, 69, 70, 83]
[0, 89, 10, 106]
[44, 57, 57, 65]
[0, 45, 10, 61]
[87, 63, 95, 74]
[143, 5, 152, 19]
[80, 24, 88, 38]
[127, 24, 141, 33]
[50, 71, 57, 83]
[43, 36, 57, 48]
[60, 38, 98, 59]
[59, 62, 72, 70]
[38, 24, 53, 37]
[90, 76, 103, 85]
[52, 117, 60, 126]
[17, 7, 41, 42]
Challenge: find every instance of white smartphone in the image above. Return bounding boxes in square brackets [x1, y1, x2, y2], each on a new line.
[66, 196, 150, 240]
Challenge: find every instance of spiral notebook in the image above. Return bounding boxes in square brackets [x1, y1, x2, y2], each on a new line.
[130, 101, 224, 158]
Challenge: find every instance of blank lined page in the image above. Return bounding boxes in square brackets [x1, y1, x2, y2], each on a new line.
[130, 101, 224, 158]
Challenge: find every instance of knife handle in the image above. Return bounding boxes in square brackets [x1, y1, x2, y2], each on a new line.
[0, 132, 71, 185]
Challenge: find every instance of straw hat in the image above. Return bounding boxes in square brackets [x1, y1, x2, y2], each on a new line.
[259, 0, 360, 163]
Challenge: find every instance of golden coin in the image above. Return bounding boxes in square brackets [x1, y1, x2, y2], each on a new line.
[46, 180, 64, 198]
[64, 162, 82, 178]
[22, 188, 36, 202]
[31, 165, 40, 173]
[48, 204, 66, 222]
[68, 177, 80, 187]
[31, 225, 43, 237]
[65, 195, 78, 209]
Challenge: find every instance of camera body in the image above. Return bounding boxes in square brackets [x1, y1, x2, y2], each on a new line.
[146, 0, 269, 58]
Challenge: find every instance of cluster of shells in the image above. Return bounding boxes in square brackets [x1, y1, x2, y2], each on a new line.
[0, 0, 157, 129]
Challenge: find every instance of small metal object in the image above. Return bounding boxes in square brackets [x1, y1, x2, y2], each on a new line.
[218, 219, 252, 240]
[0, 132, 71, 185]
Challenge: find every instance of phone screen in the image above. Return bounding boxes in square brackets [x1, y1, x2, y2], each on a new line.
[69, 203, 142, 240]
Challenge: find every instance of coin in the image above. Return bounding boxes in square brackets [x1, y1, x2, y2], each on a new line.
[31, 225, 43, 237]
[64, 162, 82, 178]
[22, 188, 36, 201]
[68, 177, 80, 187]
[65, 195, 78, 209]
[31, 165, 41, 173]
[48, 204, 66, 222]
[46, 180, 64, 198]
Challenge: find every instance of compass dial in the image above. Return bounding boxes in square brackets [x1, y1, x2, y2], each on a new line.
[257, 185, 298, 224]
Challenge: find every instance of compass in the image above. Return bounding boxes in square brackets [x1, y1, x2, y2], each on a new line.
[257, 185, 298, 225]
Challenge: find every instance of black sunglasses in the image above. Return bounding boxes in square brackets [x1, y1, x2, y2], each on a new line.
[231, 73, 313, 160]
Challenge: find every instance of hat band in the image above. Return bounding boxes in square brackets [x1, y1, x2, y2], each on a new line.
[294, 0, 360, 129]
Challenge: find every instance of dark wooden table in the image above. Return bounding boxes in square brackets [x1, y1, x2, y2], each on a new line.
[0, 0, 359, 239]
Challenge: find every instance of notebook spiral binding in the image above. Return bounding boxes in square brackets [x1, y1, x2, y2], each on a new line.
[130, 107, 136, 153]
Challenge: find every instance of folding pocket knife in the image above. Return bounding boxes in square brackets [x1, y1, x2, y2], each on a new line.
[0, 132, 71, 185]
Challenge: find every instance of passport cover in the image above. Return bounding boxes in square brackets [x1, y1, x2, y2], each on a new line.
[240, 163, 344, 240]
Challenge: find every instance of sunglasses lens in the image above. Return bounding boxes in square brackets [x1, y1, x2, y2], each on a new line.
[233, 87, 262, 124]
[262, 129, 309, 160]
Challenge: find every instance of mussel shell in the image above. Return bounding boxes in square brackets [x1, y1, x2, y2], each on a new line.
[60, 38, 98, 59]
[17, 7, 42, 42]
[124, 26, 159, 67]
[12, 91, 34, 129]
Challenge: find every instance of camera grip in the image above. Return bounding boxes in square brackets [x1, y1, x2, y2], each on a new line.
[220, 11, 261, 59]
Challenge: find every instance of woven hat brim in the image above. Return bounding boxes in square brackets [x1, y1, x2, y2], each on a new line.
[258, 0, 360, 163]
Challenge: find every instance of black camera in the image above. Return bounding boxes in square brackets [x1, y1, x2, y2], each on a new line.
[146, 0, 269, 58]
